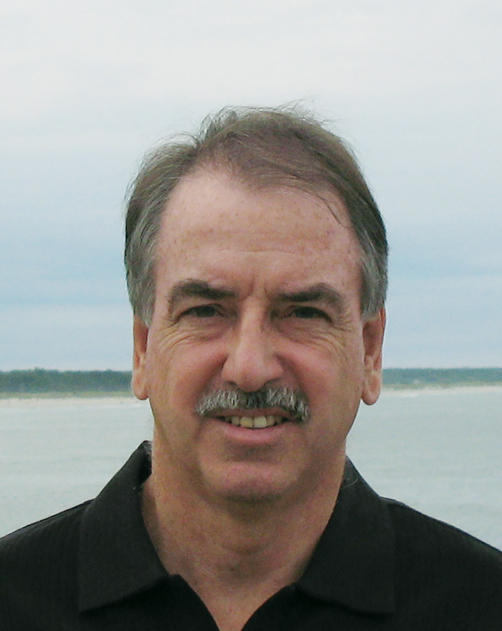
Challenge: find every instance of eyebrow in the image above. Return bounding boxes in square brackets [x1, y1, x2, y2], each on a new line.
[167, 280, 346, 314]
[279, 283, 346, 312]
[168, 280, 236, 313]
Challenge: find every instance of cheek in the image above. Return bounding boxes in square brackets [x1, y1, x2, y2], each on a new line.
[292, 339, 365, 411]
[294, 332, 364, 379]
[146, 334, 227, 405]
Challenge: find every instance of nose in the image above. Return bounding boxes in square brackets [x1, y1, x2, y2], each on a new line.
[221, 312, 284, 392]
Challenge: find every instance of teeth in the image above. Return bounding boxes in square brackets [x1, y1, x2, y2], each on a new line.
[253, 416, 268, 428]
[227, 415, 284, 429]
[266, 415, 278, 427]
[240, 416, 254, 428]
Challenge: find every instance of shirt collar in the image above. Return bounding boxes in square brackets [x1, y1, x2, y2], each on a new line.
[297, 460, 396, 614]
[78, 442, 167, 611]
[78, 443, 395, 615]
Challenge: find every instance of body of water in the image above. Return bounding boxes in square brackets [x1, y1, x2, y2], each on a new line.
[1, 388, 501, 550]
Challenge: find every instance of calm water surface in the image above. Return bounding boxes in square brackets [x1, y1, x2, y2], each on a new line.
[1, 388, 501, 549]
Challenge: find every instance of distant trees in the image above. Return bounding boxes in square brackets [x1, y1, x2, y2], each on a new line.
[0, 368, 501, 395]
[0, 369, 132, 394]
[383, 368, 502, 388]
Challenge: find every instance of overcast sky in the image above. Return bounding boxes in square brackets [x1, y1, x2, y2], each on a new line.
[1, 0, 501, 370]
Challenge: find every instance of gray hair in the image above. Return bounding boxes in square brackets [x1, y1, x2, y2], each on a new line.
[125, 106, 388, 324]
[196, 386, 310, 424]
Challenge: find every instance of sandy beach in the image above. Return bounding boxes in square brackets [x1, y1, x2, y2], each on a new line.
[381, 385, 502, 397]
[0, 396, 139, 407]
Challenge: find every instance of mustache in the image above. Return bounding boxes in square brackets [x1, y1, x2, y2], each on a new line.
[195, 386, 310, 424]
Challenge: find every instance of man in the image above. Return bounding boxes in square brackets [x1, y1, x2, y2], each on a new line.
[1, 107, 501, 630]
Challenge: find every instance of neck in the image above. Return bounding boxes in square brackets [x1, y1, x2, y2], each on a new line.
[141, 442, 345, 631]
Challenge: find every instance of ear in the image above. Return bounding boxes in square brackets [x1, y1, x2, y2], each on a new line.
[132, 316, 149, 401]
[361, 308, 386, 405]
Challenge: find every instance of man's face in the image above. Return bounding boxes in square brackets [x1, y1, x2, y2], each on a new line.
[133, 169, 385, 505]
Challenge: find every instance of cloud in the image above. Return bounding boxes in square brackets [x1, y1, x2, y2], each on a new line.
[1, 0, 500, 367]
[2, 0, 501, 119]
[385, 274, 502, 367]
[0, 304, 132, 370]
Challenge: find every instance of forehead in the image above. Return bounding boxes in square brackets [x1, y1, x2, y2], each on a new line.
[156, 168, 362, 290]
[164, 168, 354, 237]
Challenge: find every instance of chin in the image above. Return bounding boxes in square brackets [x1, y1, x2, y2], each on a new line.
[204, 463, 301, 506]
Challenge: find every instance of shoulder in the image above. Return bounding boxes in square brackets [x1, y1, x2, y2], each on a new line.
[0, 500, 88, 562]
[384, 498, 502, 624]
[385, 497, 502, 566]
[0, 502, 89, 626]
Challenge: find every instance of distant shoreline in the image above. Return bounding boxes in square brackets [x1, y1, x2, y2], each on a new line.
[381, 384, 502, 396]
[0, 395, 139, 407]
[0, 391, 133, 400]
[1, 368, 501, 401]
[382, 382, 502, 391]
[1, 384, 502, 407]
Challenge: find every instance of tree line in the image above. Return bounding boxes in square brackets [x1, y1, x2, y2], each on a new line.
[383, 368, 502, 388]
[0, 369, 132, 394]
[0, 368, 501, 394]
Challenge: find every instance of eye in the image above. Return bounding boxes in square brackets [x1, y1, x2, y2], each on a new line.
[290, 306, 331, 321]
[183, 305, 219, 319]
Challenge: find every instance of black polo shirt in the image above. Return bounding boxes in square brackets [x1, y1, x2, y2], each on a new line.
[1, 441, 501, 630]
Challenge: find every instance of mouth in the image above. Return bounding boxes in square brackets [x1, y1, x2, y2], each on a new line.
[217, 414, 287, 429]
[196, 386, 310, 426]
